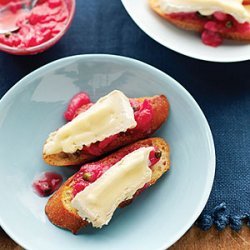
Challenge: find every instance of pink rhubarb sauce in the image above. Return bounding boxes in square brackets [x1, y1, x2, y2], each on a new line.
[72, 147, 161, 197]
[32, 172, 63, 197]
[169, 11, 250, 47]
[64, 92, 154, 157]
[0, 0, 69, 48]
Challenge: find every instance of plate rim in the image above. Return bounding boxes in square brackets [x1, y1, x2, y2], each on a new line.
[0, 54, 216, 250]
[121, 0, 250, 63]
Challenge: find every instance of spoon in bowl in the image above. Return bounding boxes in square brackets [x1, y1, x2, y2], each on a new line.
[0, 0, 38, 34]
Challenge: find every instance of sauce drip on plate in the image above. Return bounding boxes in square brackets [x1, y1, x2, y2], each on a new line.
[32, 171, 63, 197]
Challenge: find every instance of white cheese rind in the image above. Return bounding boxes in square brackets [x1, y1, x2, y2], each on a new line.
[71, 147, 153, 228]
[43, 90, 136, 155]
[159, 0, 250, 23]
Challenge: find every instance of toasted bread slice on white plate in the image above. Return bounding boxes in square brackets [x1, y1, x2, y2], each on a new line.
[149, 0, 250, 46]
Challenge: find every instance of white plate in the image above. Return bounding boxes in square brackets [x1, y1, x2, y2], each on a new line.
[121, 0, 250, 62]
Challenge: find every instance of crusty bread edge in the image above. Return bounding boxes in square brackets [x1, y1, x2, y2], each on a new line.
[45, 137, 170, 233]
[43, 95, 169, 167]
[149, 0, 250, 42]
[149, 0, 202, 32]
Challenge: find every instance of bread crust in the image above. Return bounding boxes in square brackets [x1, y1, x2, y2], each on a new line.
[149, 0, 250, 42]
[43, 95, 169, 166]
[45, 137, 170, 233]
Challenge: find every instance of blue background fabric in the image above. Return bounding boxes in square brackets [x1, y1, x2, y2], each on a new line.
[0, 0, 249, 230]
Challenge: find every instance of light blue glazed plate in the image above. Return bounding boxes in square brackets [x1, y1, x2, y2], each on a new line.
[0, 54, 215, 250]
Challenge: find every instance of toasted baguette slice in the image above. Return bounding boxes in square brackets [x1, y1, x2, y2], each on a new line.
[45, 137, 170, 233]
[149, 0, 250, 42]
[43, 95, 169, 166]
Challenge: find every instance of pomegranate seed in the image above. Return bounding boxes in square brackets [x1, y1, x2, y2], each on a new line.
[204, 21, 221, 32]
[201, 30, 223, 47]
[213, 12, 228, 21]
[64, 92, 91, 121]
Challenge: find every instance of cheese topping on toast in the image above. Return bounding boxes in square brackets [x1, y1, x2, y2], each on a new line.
[159, 0, 250, 23]
[43, 90, 136, 155]
[71, 147, 153, 228]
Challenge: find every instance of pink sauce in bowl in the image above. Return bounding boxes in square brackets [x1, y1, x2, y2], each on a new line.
[0, 0, 75, 54]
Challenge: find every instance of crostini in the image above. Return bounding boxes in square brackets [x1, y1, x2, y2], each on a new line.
[149, 0, 250, 46]
[43, 90, 169, 166]
[45, 137, 170, 233]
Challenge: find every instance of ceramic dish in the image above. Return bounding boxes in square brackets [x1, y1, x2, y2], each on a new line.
[0, 54, 215, 250]
[121, 0, 250, 62]
[0, 0, 75, 55]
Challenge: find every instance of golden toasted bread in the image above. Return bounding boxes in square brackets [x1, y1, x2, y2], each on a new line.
[43, 95, 169, 166]
[45, 137, 170, 233]
[149, 0, 250, 42]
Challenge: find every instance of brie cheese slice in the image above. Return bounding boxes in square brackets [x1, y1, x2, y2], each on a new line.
[71, 147, 153, 228]
[43, 90, 136, 155]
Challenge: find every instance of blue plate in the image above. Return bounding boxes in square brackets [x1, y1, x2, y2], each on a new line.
[0, 54, 215, 250]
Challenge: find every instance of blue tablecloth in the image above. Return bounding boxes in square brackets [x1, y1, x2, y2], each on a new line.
[0, 0, 249, 231]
